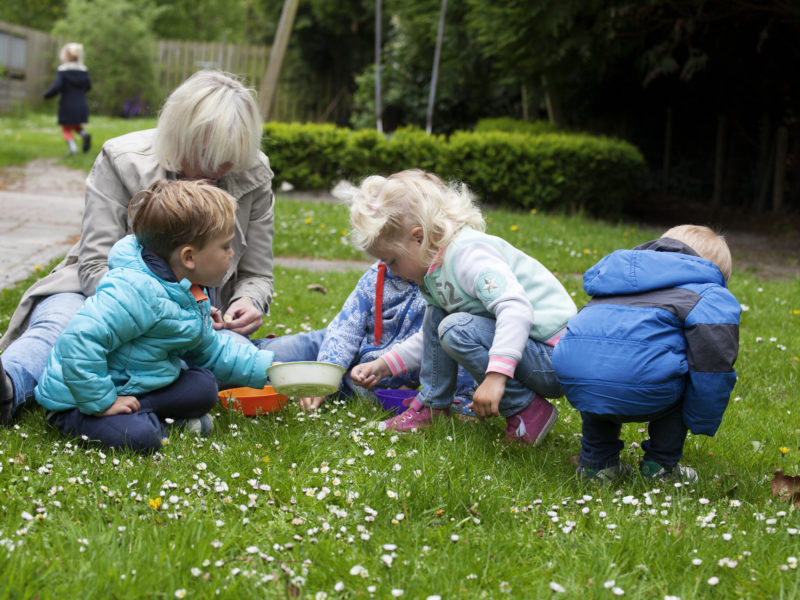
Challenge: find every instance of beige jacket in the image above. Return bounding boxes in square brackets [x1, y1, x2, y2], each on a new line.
[0, 129, 275, 350]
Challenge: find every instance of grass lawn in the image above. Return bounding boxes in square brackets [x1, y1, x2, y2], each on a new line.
[1, 141, 799, 597]
[0, 111, 158, 171]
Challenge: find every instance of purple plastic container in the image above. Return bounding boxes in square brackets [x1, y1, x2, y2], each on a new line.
[374, 389, 417, 415]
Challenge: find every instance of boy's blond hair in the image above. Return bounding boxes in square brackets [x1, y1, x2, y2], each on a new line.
[154, 70, 262, 176]
[59, 43, 83, 64]
[129, 179, 236, 260]
[338, 169, 485, 268]
[661, 224, 732, 281]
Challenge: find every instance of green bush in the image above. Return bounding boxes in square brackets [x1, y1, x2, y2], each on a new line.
[474, 117, 561, 136]
[52, 0, 162, 116]
[262, 122, 645, 214]
[263, 122, 349, 189]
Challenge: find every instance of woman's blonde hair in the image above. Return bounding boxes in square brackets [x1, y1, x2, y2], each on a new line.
[129, 179, 236, 260]
[154, 70, 262, 176]
[337, 169, 484, 267]
[59, 43, 83, 64]
[661, 224, 732, 281]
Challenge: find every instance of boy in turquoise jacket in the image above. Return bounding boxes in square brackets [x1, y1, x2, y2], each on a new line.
[35, 180, 274, 452]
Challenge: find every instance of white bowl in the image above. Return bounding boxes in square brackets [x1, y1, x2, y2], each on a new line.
[266, 361, 346, 397]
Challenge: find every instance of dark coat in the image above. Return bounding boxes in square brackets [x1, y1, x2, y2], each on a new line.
[43, 62, 91, 125]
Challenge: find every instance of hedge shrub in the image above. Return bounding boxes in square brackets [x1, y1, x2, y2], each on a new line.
[474, 117, 561, 136]
[262, 123, 645, 215]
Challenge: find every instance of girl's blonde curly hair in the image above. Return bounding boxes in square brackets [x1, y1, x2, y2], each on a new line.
[336, 169, 484, 267]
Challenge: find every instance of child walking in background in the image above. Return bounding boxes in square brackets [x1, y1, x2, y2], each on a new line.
[44, 43, 91, 156]
[255, 261, 475, 412]
[35, 180, 274, 453]
[346, 169, 577, 445]
[552, 225, 741, 483]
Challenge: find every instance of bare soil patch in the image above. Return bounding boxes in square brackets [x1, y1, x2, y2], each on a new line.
[628, 194, 799, 280]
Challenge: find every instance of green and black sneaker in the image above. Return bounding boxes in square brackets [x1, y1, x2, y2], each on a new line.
[639, 460, 698, 483]
[577, 462, 634, 484]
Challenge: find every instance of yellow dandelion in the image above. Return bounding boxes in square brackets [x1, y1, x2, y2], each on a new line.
[304, 217, 313, 224]
[35, 265, 42, 271]
[530, 208, 537, 214]
[510, 225, 518, 232]
[149, 497, 162, 510]
[780, 447, 790, 456]
[262, 456, 270, 464]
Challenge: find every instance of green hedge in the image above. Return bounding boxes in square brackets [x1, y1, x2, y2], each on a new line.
[262, 123, 645, 214]
[474, 117, 561, 136]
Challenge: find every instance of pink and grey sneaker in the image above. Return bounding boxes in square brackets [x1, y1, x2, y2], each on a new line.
[504, 395, 559, 446]
[378, 398, 450, 432]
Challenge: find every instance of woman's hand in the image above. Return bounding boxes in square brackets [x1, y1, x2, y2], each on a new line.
[351, 358, 391, 389]
[469, 372, 507, 419]
[96, 395, 140, 416]
[298, 397, 325, 412]
[222, 297, 263, 335]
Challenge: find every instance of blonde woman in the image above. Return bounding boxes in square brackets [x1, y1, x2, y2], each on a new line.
[1, 70, 274, 425]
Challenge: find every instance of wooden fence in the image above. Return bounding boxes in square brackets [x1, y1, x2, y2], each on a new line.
[0, 21, 57, 113]
[157, 40, 348, 123]
[1, 24, 349, 123]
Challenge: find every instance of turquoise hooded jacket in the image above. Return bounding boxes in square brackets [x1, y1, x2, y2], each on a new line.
[35, 235, 273, 414]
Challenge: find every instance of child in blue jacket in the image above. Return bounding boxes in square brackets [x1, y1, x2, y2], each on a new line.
[35, 180, 274, 452]
[552, 225, 741, 483]
[255, 262, 475, 412]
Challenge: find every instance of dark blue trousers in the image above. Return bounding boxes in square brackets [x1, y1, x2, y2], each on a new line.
[47, 367, 218, 453]
[579, 400, 688, 470]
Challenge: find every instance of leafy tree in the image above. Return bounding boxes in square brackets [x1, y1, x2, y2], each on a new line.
[0, 0, 67, 32]
[52, 0, 162, 116]
[150, 0, 270, 43]
[351, 0, 521, 133]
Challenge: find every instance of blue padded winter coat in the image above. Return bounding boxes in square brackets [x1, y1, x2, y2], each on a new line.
[35, 235, 273, 414]
[552, 238, 740, 436]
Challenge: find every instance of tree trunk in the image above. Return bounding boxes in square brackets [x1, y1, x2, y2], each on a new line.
[662, 106, 673, 192]
[375, 0, 383, 133]
[754, 114, 772, 211]
[258, 0, 300, 121]
[521, 83, 529, 121]
[541, 73, 563, 126]
[426, 0, 448, 135]
[712, 115, 726, 209]
[773, 125, 788, 213]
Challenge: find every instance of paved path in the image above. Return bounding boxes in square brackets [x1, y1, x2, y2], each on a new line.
[0, 160, 86, 289]
[0, 160, 370, 290]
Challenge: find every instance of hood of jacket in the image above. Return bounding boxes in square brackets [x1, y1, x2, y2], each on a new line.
[583, 237, 727, 297]
[108, 235, 197, 308]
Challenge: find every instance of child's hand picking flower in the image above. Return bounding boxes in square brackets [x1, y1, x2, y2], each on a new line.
[299, 396, 325, 412]
[351, 358, 391, 389]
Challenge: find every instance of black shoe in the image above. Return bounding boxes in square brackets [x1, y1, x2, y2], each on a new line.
[81, 131, 92, 153]
[0, 357, 15, 426]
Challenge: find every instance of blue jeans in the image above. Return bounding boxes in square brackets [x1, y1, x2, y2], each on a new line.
[2, 292, 86, 416]
[254, 329, 469, 398]
[253, 329, 325, 362]
[47, 367, 218, 453]
[419, 307, 562, 417]
[579, 401, 688, 470]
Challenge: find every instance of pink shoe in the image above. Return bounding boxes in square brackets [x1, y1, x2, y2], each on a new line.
[504, 395, 559, 446]
[378, 398, 450, 432]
